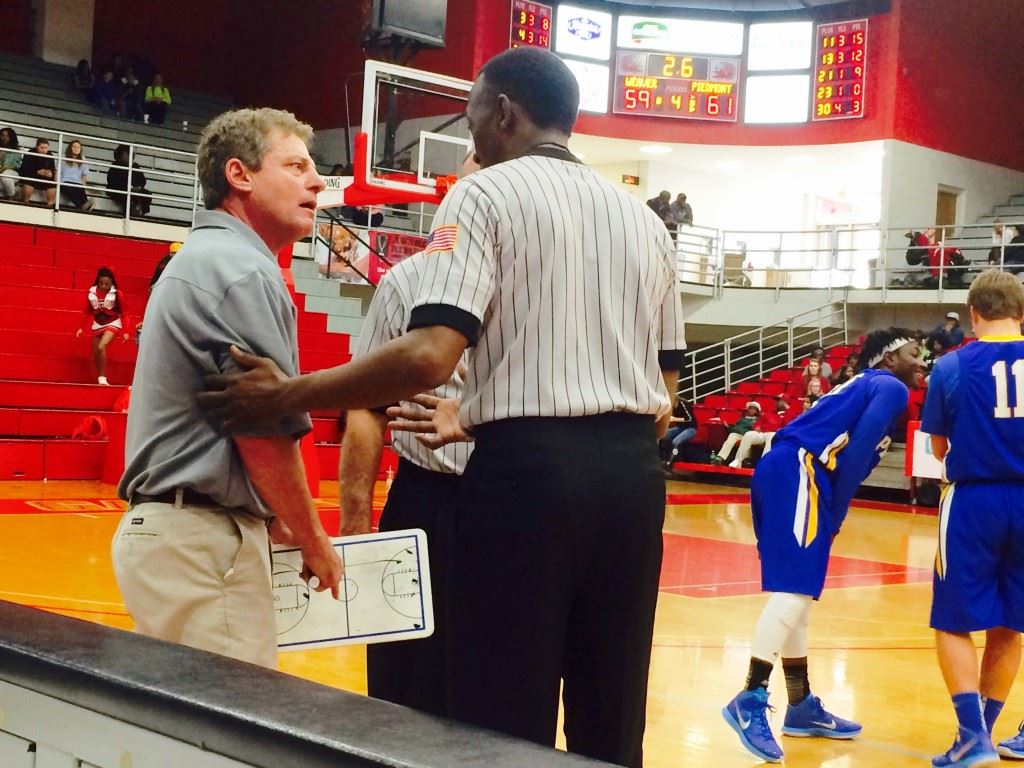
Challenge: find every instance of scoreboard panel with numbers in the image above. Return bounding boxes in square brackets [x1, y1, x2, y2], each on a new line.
[612, 51, 740, 122]
[812, 18, 867, 121]
[510, 0, 552, 50]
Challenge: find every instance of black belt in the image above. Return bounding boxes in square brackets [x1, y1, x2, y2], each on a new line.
[130, 489, 219, 507]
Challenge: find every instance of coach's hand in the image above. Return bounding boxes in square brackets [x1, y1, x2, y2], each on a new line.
[387, 394, 471, 449]
[199, 345, 291, 430]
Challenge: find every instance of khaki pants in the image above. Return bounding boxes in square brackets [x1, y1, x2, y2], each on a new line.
[111, 501, 277, 668]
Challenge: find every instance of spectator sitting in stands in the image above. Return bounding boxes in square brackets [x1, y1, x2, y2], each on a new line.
[1006, 225, 1024, 273]
[803, 358, 831, 396]
[106, 144, 151, 218]
[711, 401, 762, 465]
[73, 59, 96, 102]
[95, 71, 117, 113]
[989, 219, 1014, 264]
[18, 138, 56, 207]
[75, 266, 130, 385]
[923, 337, 951, 383]
[60, 139, 93, 211]
[831, 363, 857, 387]
[0, 127, 21, 200]
[660, 396, 697, 469]
[144, 74, 172, 125]
[119, 68, 143, 121]
[801, 393, 820, 412]
[804, 346, 833, 379]
[729, 394, 793, 469]
[928, 311, 965, 350]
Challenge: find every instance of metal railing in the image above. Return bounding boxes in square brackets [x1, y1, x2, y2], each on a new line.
[674, 221, 1024, 300]
[0, 120, 199, 224]
[681, 302, 848, 402]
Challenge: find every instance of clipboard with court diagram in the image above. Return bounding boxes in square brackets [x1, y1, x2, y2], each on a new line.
[273, 528, 433, 650]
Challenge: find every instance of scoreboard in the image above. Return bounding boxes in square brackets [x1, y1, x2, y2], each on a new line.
[505, 4, 872, 125]
[510, 0, 552, 50]
[812, 18, 867, 120]
[612, 52, 740, 122]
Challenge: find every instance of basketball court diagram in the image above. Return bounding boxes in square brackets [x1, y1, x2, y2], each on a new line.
[273, 528, 433, 650]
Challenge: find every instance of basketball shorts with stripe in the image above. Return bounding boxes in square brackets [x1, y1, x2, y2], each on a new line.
[751, 443, 836, 599]
[931, 481, 1024, 632]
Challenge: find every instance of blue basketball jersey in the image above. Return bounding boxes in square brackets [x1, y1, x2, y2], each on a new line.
[773, 369, 910, 523]
[921, 337, 1024, 482]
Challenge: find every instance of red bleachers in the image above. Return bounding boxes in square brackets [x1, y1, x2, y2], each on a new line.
[673, 341, 866, 474]
[0, 222, 365, 483]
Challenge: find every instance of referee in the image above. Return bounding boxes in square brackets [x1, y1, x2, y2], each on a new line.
[201, 47, 685, 768]
[339, 154, 478, 716]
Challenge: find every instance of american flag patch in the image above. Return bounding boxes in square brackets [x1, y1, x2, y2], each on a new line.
[424, 225, 459, 255]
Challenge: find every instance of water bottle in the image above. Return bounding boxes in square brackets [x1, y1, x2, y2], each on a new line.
[182, 120, 188, 132]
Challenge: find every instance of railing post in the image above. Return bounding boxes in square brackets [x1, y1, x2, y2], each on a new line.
[126, 144, 135, 224]
[880, 228, 889, 302]
[787, 320, 795, 368]
[724, 340, 732, 393]
[937, 229, 945, 301]
[690, 352, 698, 401]
[54, 130, 63, 213]
[758, 328, 764, 380]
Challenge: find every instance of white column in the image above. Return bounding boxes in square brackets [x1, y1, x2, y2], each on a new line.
[32, 0, 95, 67]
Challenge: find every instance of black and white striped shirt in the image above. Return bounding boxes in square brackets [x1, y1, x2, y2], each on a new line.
[353, 254, 471, 475]
[408, 150, 686, 429]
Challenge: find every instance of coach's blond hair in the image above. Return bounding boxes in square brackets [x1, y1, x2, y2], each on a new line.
[968, 269, 1024, 321]
[197, 108, 314, 210]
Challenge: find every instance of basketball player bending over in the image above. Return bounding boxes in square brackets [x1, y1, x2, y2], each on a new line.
[723, 327, 923, 763]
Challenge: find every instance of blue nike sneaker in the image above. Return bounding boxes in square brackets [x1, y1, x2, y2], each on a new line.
[781, 693, 863, 739]
[932, 727, 999, 768]
[997, 721, 1024, 759]
[722, 688, 784, 762]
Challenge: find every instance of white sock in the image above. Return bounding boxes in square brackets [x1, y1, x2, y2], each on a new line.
[97, 376, 109, 385]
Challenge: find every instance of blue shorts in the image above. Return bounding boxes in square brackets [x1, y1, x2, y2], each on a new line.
[751, 444, 836, 599]
[931, 481, 1024, 632]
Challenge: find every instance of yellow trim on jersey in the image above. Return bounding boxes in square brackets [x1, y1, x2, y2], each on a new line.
[818, 431, 850, 471]
[935, 483, 955, 580]
[978, 335, 1024, 342]
[803, 450, 820, 547]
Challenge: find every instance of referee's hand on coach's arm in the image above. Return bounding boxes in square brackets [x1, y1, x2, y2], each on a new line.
[199, 345, 292, 431]
[387, 393, 472, 449]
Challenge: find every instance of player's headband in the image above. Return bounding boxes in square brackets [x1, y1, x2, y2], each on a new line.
[868, 337, 913, 369]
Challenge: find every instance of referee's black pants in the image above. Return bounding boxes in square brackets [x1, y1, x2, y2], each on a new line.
[366, 458, 458, 717]
[447, 413, 665, 768]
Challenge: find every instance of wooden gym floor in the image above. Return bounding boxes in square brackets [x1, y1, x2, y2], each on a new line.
[0, 478, 993, 767]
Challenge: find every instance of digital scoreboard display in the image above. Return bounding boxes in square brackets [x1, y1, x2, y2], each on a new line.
[510, 0, 552, 50]
[812, 18, 867, 120]
[612, 51, 740, 122]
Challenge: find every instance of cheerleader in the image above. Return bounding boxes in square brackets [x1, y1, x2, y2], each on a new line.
[76, 266, 130, 384]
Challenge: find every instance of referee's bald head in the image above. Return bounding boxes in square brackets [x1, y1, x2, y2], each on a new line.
[468, 48, 580, 167]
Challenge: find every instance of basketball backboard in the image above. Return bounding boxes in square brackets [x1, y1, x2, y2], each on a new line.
[319, 60, 472, 209]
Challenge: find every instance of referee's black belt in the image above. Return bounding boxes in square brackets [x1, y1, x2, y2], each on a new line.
[130, 489, 220, 507]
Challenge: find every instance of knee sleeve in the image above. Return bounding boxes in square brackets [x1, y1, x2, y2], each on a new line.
[751, 592, 813, 662]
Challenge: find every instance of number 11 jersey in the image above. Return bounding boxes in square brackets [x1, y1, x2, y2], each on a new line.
[922, 337, 1024, 482]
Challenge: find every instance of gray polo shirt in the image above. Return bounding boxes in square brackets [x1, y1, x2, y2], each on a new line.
[118, 210, 312, 518]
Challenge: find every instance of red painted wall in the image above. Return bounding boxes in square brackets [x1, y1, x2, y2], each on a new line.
[92, 0, 236, 94]
[892, 0, 1024, 171]
[0, 0, 34, 57]
[86, 0, 1024, 172]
